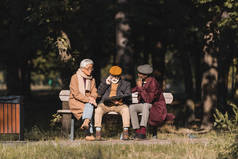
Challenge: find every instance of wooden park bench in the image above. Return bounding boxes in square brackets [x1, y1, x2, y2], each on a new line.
[57, 90, 173, 140]
[0, 96, 24, 140]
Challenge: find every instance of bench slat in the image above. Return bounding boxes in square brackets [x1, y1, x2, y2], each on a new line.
[57, 110, 72, 114]
[57, 109, 119, 115]
[163, 93, 173, 104]
[108, 112, 118, 115]
[59, 90, 173, 104]
[59, 90, 70, 102]
[57, 109, 142, 115]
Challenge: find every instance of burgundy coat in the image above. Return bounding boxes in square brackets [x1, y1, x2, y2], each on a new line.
[132, 77, 174, 126]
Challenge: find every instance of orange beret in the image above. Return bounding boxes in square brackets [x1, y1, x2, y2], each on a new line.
[109, 66, 122, 76]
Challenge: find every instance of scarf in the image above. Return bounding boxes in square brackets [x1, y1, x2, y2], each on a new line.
[76, 68, 92, 95]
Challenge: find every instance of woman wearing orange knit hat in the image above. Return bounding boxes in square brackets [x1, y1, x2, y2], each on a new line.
[94, 66, 131, 140]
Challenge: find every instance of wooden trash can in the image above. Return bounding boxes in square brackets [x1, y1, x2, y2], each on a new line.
[0, 96, 24, 140]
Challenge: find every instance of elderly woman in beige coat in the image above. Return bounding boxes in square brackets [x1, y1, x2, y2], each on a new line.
[69, 59, 97, 141]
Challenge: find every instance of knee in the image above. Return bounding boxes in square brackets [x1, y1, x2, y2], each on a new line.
[85, 103, 93, 107]
[85, 103, 94, 109]
[122, 107, 130, 120]
[143, 104, 150, 111]
[95, 106, 103, 115]
[122, 107, 130, 114]
[129, 105, 135, 112]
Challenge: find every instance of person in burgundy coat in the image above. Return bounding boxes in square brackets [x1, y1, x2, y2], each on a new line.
[129, 64, 175, 139]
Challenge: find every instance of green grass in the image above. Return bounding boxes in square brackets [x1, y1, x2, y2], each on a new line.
[0, 131, 237, 159]
[0, 142, 216, 159]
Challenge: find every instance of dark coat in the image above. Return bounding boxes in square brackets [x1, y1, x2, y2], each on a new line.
[97, 77, 131, 104]
[132, 77, 174, 126]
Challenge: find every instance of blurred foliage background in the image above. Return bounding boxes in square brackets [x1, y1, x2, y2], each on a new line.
[0, 0, 238, 131]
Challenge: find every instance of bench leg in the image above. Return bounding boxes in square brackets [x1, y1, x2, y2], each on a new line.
[70, 118, 74, 140]
[150, 126, 157, 139]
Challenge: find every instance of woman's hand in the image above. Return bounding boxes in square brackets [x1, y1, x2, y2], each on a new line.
[89, 96, 97, 106]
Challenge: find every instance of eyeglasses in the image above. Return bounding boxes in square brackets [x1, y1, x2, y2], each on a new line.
[111, 75, 120, 78]
[85, 66, 94, 71]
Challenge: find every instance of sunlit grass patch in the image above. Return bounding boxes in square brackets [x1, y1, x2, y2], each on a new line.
[0, 123, 237, 159]
[0, 142, 218, 159]
[0, 131, 236, 159]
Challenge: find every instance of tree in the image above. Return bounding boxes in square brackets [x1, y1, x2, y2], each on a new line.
[115, 0, 134, 82]
[197, 0, 238, 129]
[3, 0, 32, 95]
[200, 20, 219, 129]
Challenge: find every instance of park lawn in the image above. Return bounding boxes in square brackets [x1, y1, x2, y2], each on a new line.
[0, 131, 236, 159]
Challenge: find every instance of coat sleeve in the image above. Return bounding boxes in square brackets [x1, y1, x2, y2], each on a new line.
[97, 77, 110, 97]
[132, 86, 138, 93]
[70, 75, 90, 103]
[137, 79, 161, 103]
[90, 78, 98, 99]
[123, 81, 131, 97]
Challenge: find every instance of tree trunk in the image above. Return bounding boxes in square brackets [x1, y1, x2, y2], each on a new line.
[200, 21, 219, 130]
[181, 52, 196, 125]
[21, 58, 31, 97]
[218, 52, 230, 111]
[194, 51, 202, 101]
[115, 0, 134, 82]
[143, 27, 150, 64]
[60, 62, 74, 90]
[6, 59, 21, 95]
[152, 41, 166, 88]
[181, 53, 194, 99]
[218, 29, 235, 108]
[6, 0, 25, 95]
[234, 63, 238, 98]
[91, 20, 102, 86]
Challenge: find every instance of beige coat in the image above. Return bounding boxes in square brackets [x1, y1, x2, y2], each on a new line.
[69, 74, 97, 120]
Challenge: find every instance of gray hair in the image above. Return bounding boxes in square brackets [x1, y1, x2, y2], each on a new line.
[80, 59, 94, 68]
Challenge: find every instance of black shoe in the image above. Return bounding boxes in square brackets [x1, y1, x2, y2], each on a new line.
[134, 133, 146, 140]
[152, 135, 157, 139]
[84, 129, 91, 137]
[134, 132, 140, 138]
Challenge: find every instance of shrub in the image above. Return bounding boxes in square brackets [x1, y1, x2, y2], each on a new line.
[213, 102, 238, 132]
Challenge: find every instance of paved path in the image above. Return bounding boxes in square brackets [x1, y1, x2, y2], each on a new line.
[38, 137, 210, 146]
[0, 137, 209, 146]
